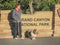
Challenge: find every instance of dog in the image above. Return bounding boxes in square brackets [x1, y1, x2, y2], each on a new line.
[25, 29, 38, 40]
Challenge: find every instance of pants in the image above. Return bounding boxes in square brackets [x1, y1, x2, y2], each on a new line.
[12, 22, 22, 38]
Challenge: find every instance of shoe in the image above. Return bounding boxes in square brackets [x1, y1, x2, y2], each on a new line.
[32, 38, 36, 40]
[13, 37, 18, 39]
[20, 37, 24, 39]
[14, 38, 18, 39]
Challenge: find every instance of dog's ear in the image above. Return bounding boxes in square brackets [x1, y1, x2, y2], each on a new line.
[33, 29, 36, 32]
[33, 29, 37, 34]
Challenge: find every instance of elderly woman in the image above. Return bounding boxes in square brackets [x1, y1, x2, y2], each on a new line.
[10, 4, 23, 39]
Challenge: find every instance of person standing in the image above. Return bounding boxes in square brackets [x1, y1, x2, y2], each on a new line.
[10, 4, 23, 39]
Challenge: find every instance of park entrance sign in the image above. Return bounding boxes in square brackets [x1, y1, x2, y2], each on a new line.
[1, 11, 53, 31]
[21, 12, 53, 31]
[0, 10, 53, 37]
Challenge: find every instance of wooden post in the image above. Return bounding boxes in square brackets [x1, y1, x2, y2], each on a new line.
[51, 5, 55, 37]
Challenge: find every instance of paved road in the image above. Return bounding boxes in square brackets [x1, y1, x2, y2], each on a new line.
[0, 37, 60, 45]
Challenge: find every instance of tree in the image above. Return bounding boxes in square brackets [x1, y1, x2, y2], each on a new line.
[0, 0, 60, 11]
[0, 0, 17, 10]
[29, 0, 34, 14]
[24, 0, 34, 14]
[20, 0, 34, 14]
